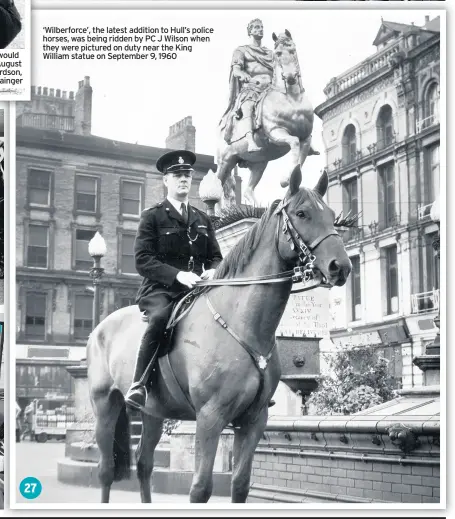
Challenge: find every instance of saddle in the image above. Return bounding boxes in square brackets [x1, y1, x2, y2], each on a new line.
[140, 287, 206, 357]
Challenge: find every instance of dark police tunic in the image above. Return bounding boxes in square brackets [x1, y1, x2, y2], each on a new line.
[0, 1, 21, 49]
[134, 199, 223, 317]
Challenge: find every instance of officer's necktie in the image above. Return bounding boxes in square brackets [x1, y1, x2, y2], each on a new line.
[181, 202, 188, 225]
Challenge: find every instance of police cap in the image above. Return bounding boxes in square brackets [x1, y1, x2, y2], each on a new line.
[156, 149, 196, 175]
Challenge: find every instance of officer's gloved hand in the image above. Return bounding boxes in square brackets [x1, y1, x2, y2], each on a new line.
[201, 269, 216, 280]
[176, 271, 201, 289]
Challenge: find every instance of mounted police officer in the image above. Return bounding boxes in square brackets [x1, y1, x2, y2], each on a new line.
[125, 150, 223, 411]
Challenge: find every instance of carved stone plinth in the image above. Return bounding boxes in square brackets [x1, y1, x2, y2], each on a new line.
[413, 355, 440, 386]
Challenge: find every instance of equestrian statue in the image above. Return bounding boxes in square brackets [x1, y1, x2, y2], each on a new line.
[217, 19, 319, 206]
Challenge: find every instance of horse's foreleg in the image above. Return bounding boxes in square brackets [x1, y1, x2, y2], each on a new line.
[267, 128, 300, 187]
[135, 413, 164, 503]
[189, 412, 226, 503]
[231, 407, 268, 503]
[92, 389, 123, 503]
[299, 135, 312, 170]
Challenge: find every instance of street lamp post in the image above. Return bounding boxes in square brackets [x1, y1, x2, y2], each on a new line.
[88, 231, 107, 329]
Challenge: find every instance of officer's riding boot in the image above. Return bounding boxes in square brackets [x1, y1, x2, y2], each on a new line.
[125, 327, 158, 411]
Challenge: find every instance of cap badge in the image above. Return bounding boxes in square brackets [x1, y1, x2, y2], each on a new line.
[178, 156, 184, 164]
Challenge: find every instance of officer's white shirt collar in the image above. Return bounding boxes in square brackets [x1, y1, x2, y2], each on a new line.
[167, 196, 189, 215]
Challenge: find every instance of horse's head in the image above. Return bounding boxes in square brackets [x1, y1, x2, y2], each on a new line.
[276, 166, 352, 287]
[272, 30, 300, 87]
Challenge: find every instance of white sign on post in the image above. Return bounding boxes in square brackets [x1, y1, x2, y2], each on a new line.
[277, 287, 331, 339]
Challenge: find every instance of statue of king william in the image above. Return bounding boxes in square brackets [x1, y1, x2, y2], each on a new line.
[220, 18, 274, 152]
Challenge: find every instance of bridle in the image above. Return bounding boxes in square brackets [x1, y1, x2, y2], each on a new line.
[273, 197, 340, 284]
[195, 197, 340, 289]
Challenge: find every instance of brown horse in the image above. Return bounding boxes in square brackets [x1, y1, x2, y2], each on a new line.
[217, 30, 315, 205]
[87, 166, 351, 504]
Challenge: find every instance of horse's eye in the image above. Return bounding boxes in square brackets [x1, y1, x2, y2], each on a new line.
[296, 210, 308, 219]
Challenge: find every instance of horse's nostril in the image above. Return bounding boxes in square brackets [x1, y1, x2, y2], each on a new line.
[328, 260, 340, 274]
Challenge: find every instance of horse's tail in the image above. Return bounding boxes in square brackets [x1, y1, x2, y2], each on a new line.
[113, 398, 131, 482]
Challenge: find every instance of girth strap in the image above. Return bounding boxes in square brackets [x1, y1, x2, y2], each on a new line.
[206, 294, 276, 373]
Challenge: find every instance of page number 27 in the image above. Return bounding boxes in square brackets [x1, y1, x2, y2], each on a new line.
[19, 477, 42, 500]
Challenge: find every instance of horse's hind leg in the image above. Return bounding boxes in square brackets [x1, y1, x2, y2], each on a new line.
[189, 411, 226, 503]
[245, 161, 267, 205]
[216, 153, 238, 206]
[92, 389, 124, 503]
[135, 413, 164, 503]
[231, 407, 268, 503]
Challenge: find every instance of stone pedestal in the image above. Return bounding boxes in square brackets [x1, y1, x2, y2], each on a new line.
[413, 355, 440, 386]
[65, 362, 95, 452]
[169, 422, 233, 473]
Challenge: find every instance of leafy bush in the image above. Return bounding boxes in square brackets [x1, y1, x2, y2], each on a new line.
[307, 345, 396, 415]
[162, 419, 180, 437]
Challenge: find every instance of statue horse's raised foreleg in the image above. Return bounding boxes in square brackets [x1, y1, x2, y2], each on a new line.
[135, 412, 164, 503]
[267, 127, 302, 187]
[231, 406, 268, 503]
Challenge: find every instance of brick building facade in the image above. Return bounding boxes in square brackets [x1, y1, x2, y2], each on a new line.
[315, 16, 441, 389]
[15, 77, 215, 405]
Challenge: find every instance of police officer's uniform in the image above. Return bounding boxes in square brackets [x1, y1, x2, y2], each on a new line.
[0, 0, 21, 49]
[125, 150, 223, 410]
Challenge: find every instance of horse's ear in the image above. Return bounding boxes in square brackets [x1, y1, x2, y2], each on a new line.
[272, 32, 278, 42]
[314, 170, 329, 198]
[285, 29, 292, 39]
[288, 165, 302, 196]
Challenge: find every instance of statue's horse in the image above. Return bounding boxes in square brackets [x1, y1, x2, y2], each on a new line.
[87, 166, 351, 504]
[217, 30, 315, 205]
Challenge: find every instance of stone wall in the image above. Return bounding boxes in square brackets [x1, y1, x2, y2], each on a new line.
[248, 397, 440, 504]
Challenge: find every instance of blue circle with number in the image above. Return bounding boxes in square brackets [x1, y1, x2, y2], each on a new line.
[19, 477, 42, 499]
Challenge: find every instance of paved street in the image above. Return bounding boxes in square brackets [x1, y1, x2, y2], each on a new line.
[16, 440, 230, 505]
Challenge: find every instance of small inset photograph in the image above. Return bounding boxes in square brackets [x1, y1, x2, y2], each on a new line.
[0, 0, 24, 50]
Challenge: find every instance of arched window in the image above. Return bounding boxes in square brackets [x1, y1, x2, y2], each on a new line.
[376, 105, 394, 149]
[424, 83, 439, 128]
[342, 124, 357, 166]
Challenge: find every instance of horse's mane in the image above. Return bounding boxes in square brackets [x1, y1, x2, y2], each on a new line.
[214, 200, 281, 279]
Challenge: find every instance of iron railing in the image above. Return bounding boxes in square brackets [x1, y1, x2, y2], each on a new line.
[416, 113, 439, 134]
[411, 288, 440, 315]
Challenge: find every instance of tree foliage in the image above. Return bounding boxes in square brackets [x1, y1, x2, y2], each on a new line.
[307, 345, 396, 415]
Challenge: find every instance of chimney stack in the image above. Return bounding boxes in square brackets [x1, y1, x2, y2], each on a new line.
[74, 76, 92, 136]
[165, 116, 196, 152]
[425, 15, 430, 24]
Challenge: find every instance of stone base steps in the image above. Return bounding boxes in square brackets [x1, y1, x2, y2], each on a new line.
[57, 457, 232, 496]
[248, 483, 388, 504]
[67, 441, 170, 468]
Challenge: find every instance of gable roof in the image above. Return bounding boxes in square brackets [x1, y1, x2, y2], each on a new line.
[373, 17, 440, 47]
